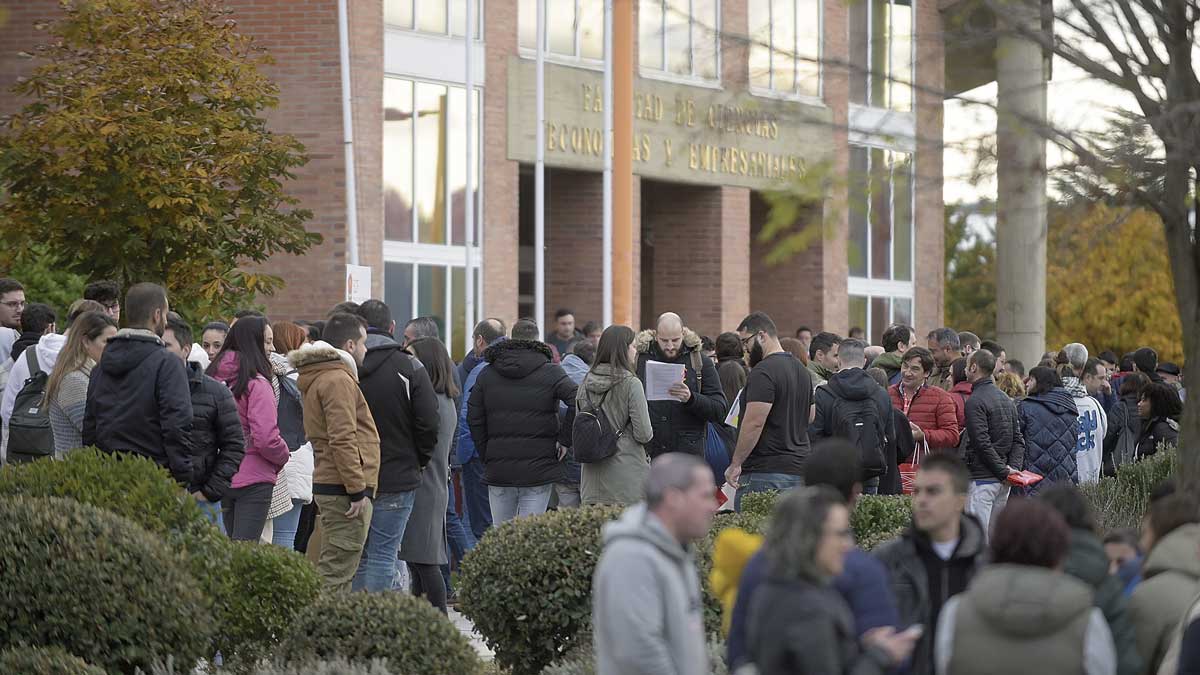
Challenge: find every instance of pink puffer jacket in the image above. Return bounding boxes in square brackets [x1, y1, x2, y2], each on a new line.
[212, 351, 290, 489]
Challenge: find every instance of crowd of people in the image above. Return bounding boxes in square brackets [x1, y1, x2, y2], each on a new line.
[0, 274, 1195, 674]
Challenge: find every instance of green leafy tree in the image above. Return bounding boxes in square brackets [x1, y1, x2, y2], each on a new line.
[0, 0, 320, 320]
[944, 202, 996, 337]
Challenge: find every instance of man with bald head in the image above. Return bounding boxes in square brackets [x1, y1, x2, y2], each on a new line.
[634, 313, 727, 459]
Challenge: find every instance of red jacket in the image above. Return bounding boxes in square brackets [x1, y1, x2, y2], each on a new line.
[949, 381, 974, 429]
[889, 382, 961, 451]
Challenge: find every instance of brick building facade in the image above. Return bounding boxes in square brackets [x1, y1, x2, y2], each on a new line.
[1, 0, 945, 360]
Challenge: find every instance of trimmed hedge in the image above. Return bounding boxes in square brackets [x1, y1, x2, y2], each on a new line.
[0, 448, 209, 538]
[281, 591, 483, 675]
[146, 656, 403, 675]
[459, 505, 622, 675]
[0, 496, 211, 674]
[0, 645, 106, 675]
[0, 449, 323, 670]
[539, 635, 730, 675]
[211, 541, 322, 671]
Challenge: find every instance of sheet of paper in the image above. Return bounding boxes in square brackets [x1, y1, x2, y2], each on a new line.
[724, 388, 743, 427]
[644, 360, 687, 401]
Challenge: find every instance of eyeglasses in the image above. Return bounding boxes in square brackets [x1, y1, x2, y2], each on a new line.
[740, 332, 759, 348]
[0, 301, 24, 310]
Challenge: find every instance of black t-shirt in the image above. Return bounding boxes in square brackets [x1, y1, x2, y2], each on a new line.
[739, 352, 812, 475]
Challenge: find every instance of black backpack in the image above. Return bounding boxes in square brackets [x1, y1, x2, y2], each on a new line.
[830, 396, 887, 480]
[276, 374, 306, 452]
[9, 349, 54, 462]
[572, 378, 627, 464]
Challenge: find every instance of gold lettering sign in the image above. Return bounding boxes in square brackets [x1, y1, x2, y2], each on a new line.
[507, 58, 833, 191]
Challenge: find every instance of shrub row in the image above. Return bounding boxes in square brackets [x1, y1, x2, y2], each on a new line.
[0, 449, 477, 674]
[1081, 446, 1178, 532]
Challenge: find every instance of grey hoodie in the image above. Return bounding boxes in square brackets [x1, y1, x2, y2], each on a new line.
[593, 503, 709, 675]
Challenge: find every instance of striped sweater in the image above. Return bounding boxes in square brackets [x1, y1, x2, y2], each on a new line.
[49, 365, 93, 457]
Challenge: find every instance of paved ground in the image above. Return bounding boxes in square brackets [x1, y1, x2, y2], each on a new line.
[450, 607, 494, 661]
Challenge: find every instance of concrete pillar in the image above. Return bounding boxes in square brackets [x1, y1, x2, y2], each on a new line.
[995, 5, 1048, 367]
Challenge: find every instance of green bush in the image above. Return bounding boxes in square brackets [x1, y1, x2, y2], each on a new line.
[0, 448, 324, 669]
[0, 496, 211, 674]
[850, 495, 912, 549]
[210, 541, 322, 671]
[0, 645, 106, 675]
[0, 447, 209, 538]
[280, 592, 483, 675]
[539, 635, 729, 675]
[145, 655, 402, 675]
[1081, 446, 1178, 532]
[459, 505, 622, 675]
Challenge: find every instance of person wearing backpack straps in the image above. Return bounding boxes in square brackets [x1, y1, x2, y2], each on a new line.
[1102, 372, 1148, 475]
[578, 325, 654, 507]
[810, 338, 895, 494]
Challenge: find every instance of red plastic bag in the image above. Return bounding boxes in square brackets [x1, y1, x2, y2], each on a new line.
[900, 440, 930, 495]
[1006, 470, 1044, 487]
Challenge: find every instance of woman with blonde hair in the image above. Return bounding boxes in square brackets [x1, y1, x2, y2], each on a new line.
[46, 311, 117, 455]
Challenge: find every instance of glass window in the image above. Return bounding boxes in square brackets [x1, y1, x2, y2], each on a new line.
[520, 0, 607, 62]
[893, 152, 913, 281]
[417, 265, 448, 338]
[848, 145, 911, 283]
[388, 0, 481, 38]
[639, 0, 721, 81]
[847, 0, 913, 110]
[848, 294, 914, 345]
[451, 267, 466, 360]
[748, 0, 820, 97]
[870, 147, 891, 279]
[385, 262, 415, 325]
[386, 77, 481, 245]
[384, 79, 414, 241]
[849, 296, 868, 336]
[871, 296, 890, 344]
[416, 82, 448, 244]
[848, 147, 869, 277]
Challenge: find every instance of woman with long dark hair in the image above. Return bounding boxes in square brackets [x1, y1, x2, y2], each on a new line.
[399, 336, 460, 613]
[208, 316, 291, 541]
[46, 311, 118, 455]
[1137, 382, 1182, 460]
[578, 325, 654, 506]
[1018, 366, 1080, 490]
[1103, 372, 1149, 474]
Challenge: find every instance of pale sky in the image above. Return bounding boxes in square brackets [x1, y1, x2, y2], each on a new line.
[943, 56, 1130, 206]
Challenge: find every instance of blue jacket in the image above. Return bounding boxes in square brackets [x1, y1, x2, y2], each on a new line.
[557, 354, 590, 484]
[1019, 388, 1080, 486]
[456, 361, 487, 465]
[728, 546, 899, 670]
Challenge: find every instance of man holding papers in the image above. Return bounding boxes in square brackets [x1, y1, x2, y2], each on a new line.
[634, 312, 726, 459]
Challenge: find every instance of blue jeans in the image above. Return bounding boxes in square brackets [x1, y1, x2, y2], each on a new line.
[735, 472, 803, 511]
[488, 484, 553, 525]
[198, 498, 223, 531]
[442, 473, 475, 596]
[462, 458, 492, 540]
[271, 499, 304, 550]
[352, 491, 416, 593]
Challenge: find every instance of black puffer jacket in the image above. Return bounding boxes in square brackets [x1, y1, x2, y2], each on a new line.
[634, 329, 726, 458]
[359, 341, 441, 494]
[184, 361, 246, 502]
[83, 330, 194, 485]
[963, 378, 1026, 481]
[468, 340, 577, 487]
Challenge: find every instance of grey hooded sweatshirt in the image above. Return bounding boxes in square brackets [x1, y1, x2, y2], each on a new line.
[578, 364, 654, 506]
[593, 503, 709, 675]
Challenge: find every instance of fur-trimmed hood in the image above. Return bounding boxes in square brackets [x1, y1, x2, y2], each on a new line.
[484, 338, 553, 379]
[287, 340, 359, 379]
[635, 328, 702, 355]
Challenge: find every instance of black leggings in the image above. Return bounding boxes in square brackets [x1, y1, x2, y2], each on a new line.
[409, 562, 447, 613]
